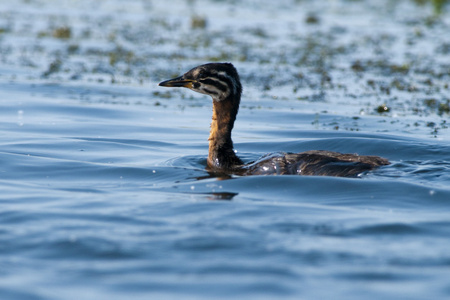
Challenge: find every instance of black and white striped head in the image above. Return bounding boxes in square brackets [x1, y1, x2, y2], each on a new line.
[159, 63, 242, 102]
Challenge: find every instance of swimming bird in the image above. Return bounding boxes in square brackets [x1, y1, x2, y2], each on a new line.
[159, 63, 389, 177]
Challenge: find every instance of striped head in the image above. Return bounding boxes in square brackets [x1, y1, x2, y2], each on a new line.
[159, 63, 242, 102]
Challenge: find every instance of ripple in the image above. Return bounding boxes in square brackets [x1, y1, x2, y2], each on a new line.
[1, 1, 450, 300]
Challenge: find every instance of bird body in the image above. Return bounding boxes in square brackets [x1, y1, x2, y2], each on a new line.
[159, 63, 389, 177]
[242, 150, 389, 176]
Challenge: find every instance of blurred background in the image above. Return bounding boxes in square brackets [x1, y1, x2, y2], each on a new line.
[1, 0, 449, 127]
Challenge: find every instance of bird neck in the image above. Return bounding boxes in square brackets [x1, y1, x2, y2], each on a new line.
[208, 96, 243, 170]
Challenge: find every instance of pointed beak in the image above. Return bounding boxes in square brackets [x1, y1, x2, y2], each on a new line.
[158, 76, 195, 88]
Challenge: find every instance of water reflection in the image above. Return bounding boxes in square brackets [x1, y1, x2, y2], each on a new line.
[206, 192, 238, 201]
[194, 172, 234, 181]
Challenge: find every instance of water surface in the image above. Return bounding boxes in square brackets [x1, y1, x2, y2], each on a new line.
[1, 1, 450, 299]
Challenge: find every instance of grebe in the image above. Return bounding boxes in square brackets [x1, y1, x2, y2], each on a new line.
[159, 63, 389, 177]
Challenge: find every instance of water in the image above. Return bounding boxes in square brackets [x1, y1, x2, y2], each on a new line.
[1, 0, 450, 299]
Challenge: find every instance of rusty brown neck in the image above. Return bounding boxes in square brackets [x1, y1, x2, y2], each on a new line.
[207, 96, 243, 171]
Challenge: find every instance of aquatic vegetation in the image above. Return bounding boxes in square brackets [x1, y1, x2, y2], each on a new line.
[42, 59, 62, 77]
[0, 0, 448, 137]
[438, 101, 450, 114]
[190, 15, 208, 29]
[376, 104, 391, 114]
[67, 44, 80, 54]
[108, 46, 135, 66]
[424, 98, 450, 115]
[305, 14, 320, 24]
[414, 0, 449, 14]
[53, 26, 72, 39]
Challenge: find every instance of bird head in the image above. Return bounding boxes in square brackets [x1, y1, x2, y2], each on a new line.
[159, 63, 242, 102]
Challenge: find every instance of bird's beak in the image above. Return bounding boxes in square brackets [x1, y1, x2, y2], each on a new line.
[158, 76, 195, 88]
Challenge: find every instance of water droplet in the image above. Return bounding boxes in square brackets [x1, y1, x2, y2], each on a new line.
[17, 110, 24, 126]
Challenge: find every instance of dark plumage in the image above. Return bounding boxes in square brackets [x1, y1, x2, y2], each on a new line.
[159, 63, 389, 177]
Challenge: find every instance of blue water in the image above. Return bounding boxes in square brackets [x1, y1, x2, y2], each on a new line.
[1, 0, 450, 299]
[2, 80, 450, 300]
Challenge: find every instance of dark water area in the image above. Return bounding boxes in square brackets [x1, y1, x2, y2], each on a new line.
[1, 0, 450, 299]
